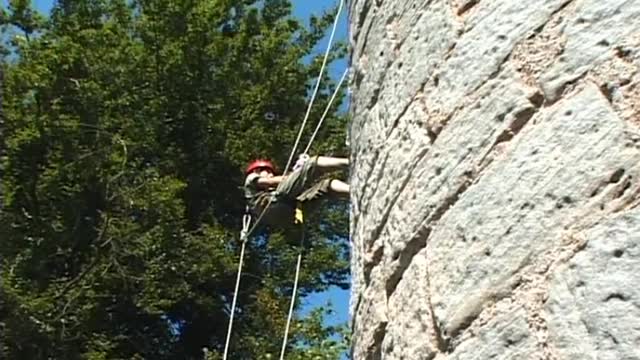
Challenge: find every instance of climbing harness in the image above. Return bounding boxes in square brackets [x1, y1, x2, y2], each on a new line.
[223, 1, 346, 358]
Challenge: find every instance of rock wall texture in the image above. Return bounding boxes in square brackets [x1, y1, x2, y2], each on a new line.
[347, 0, 640, 359]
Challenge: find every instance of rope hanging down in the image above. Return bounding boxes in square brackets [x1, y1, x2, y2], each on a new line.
[278, 67, 348, 360]
[224, 66, 347, 358]
[222, 203, 275, 360]
[222, 0, 345, 358]
[279, 210, 305, 360]
[222, 213, 252, 360]
[283, 0, 345, 175]
[279, 0, 345, 358]
[303, 67, 348, 155]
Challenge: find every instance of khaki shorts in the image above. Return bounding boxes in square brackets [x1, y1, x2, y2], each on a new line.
[262, 156, 333, 227]
[276, 156, 331, 202]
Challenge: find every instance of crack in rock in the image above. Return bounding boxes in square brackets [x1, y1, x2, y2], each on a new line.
[479, 95, 543, 170]
[456, 0, 480, 16]
[385, 226, 430, 297]
[369, 321, 388, 360]
[385, 172, 476, 303]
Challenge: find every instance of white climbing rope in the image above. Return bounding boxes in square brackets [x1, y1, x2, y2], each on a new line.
[278, 72, 350, 360]
[279, 1, 345, 357]
[283, 0, 345, 175]
[224, 1, 346, 357]
[222, 213, 252, 360]
[303, 67, 349, 155]
[279, 229, 305, 360]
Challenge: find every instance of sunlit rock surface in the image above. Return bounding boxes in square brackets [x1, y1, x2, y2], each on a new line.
[348, 0, 640, 358]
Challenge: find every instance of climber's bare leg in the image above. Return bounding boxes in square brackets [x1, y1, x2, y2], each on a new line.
[316, 156, 349, 172]
[330, 179, 349, 196]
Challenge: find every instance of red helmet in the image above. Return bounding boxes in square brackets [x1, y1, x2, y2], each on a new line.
[245, 159, 275, 175]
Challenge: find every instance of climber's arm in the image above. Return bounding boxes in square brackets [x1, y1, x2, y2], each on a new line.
[256, 175, 285, 189]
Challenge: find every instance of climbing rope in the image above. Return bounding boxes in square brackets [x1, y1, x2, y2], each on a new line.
[279, 209, 305, 360]
[223, 0, 345, 358]
[277, 67, 348, 360]
[221, 198, 284, 360]
[283, 0, 345, 175]
[303, 67, 349, 155]
[279, 1, 345, 357]
[222, 202, 278, 360]
[222, 213, 252, 360]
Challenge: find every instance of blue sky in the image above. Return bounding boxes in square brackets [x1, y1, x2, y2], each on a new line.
[19, 0, 351, 331]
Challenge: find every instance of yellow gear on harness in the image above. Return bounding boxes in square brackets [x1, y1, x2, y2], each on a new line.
[294, 204, 304, 224]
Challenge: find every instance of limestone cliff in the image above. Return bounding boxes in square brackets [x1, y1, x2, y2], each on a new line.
[348, 0, 640, 359]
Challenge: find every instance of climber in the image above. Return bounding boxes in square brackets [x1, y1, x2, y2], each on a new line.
[244, 156, 349, 228]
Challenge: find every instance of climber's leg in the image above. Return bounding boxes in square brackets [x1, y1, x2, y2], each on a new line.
[315, 156, 349, 173]
[276, 157, 316, 199]
[329, 179, 349, 197]
[296, 177, 349, 206]
[276, 156, 329, 199]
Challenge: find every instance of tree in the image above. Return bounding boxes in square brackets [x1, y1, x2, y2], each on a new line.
[0, 0, 350, 358]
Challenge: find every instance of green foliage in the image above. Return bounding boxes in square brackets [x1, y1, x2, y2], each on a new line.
[0, 0, 350, 359]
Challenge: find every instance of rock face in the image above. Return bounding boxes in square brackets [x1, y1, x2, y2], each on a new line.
[348, 0, 640, 359]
